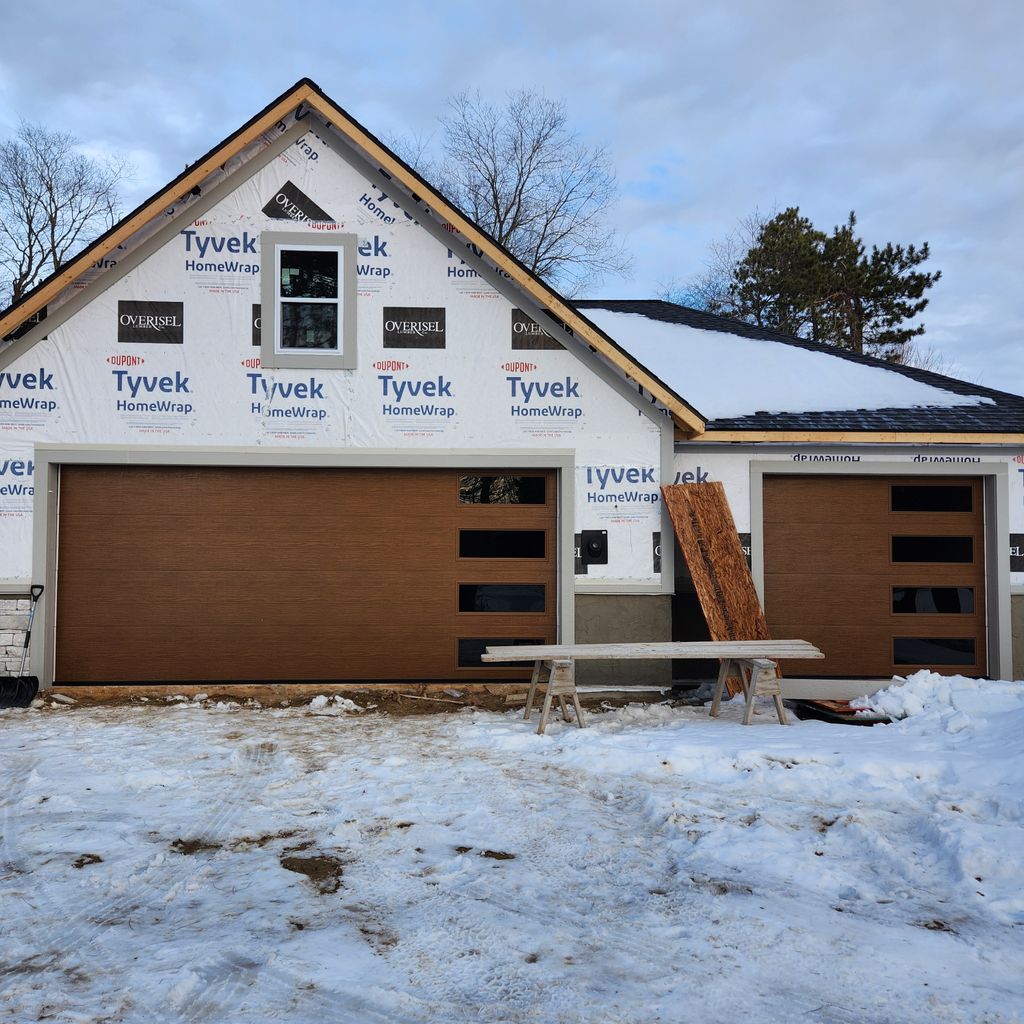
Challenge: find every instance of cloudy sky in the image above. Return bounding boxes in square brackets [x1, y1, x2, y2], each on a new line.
[2, 0, 1021, 395]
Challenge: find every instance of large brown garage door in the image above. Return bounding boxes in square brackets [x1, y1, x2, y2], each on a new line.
[763, 475, 986, 678]
[55, 466, 558, 683]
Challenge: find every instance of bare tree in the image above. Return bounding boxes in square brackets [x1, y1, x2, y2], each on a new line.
[0, 120, 130, 308]
[397, 90, 630, 295]
[660, 208, 772, 311]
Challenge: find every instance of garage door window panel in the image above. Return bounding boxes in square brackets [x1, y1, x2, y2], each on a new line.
[892, 586, 975, 614]
[893, 637, 977, 665]
[458, 475, 547, 505]
[458, 637, 544, 668]
[891, 536, 974, 562]
[891, 485, 973, 513]
[459, 530, 546, 559]
[458, 584, 545, 613]
[260, 232, 357, 369]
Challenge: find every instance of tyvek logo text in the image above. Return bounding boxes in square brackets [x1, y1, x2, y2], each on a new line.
[0, 367, 58, 413]
[378, 374, 455, 418]
[585, 466, 659, 504]
[182, 229, 259, 276]
[0, 458, 34, 496]
[507, 375, 582, 419]
[247, 372, 327, 420]
[112, 370, 193, 414]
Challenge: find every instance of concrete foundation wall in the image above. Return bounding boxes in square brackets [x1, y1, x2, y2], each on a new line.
[1013, 594, 1024, 681]
[573, 594, 673, 686]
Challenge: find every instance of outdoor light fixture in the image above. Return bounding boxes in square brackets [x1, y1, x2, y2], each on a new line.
[579, 529, 608, 566]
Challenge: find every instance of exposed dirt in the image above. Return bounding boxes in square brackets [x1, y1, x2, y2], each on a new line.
[38, 685, 670, 714]
[279, 853, 345, 894]
[454, 846, 516, 860]
[71, 854, 103, 869]
[170, 837, 223, 856]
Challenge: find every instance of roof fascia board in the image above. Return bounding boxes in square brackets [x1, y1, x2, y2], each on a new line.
[300, 89, 705, 434]
[0, 118, 311, 374]
[0, 82, 318, 341]
[312, 114, 673, 431]
[689, 429, 1024, 444]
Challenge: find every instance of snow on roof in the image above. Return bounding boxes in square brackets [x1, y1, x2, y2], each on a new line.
[584, 308, 994, 420]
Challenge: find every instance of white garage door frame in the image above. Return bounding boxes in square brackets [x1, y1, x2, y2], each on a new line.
[749, 459, 1012, 681]
[30, 444, 576, 690]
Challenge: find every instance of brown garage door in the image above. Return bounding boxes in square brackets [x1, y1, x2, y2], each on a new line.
[763, 475, 986, 678]
[55, 466, 557, 683]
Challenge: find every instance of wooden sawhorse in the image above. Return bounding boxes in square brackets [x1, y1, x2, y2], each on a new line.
[523, 659, 586, 735]
[710, 657, 789, 725]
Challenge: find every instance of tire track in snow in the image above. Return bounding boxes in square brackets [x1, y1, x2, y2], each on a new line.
[0, 725, 295, 1023]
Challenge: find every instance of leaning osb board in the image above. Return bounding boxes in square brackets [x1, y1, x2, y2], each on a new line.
[662, 482, 772, 695]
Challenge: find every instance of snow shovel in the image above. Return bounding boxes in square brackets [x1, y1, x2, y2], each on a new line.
[0, 585, 44, 709]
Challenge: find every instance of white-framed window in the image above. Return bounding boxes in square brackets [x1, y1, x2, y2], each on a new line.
[259, 231, 357, 369]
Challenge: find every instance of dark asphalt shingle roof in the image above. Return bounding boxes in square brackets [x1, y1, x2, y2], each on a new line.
[573, 299, 1024, 434]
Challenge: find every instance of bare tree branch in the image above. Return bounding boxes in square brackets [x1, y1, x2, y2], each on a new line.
[399, 90, 630, 295]
[0, 120, 131, 309]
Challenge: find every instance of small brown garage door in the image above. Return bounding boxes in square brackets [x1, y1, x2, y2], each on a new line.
[55, 466, 557, 683]
[763, 475, 986, 678]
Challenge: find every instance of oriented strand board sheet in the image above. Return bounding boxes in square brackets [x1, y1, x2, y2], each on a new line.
[662, 482, 772, 695]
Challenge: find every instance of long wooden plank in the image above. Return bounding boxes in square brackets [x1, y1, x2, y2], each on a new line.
[483, 641, 823, 661]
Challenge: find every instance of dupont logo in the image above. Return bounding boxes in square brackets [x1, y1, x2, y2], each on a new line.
[1014, 455, 1024, 464]
[502, 361, 537, 373]
[241, 357, 261, 369]
[262, 180, 334, 225]
[383, 307, 446, 349]
[511, 309, 563, 350]
[373, 359, 409, 371]
[117, 301, 184, 344]
[107, 354, 145, 366]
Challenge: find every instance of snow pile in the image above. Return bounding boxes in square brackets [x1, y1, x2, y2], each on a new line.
[303, 696, 364, 712]
[854, 669, 1024, 721]
[585, 308, 994, 418]
[307, 694, 363, 714]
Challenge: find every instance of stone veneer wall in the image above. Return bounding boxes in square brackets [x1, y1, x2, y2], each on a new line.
[0, 598, 30, 675]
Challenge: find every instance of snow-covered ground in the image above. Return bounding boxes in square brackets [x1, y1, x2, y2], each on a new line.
[1, 673, 1022, 1024]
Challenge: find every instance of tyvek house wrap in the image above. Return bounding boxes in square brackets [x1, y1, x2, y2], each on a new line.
[0, 123, 666, 584]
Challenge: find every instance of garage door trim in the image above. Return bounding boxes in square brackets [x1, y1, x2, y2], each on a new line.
[30, 444, 577, 689]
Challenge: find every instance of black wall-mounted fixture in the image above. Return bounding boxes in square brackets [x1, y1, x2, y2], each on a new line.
[579, 529, 608, 567]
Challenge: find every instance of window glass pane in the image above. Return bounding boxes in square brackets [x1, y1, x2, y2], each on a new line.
[892, 587, 975, 614]
[892, 536, 973, 563]
[891, 485, 973, 513]
[280, 303, 338, 350]
[459, 584, 545, 613]
[459, 475, 546, 504]
[280, 249, 338, 299]
[458, 637, 544, 667]
[893, 637, 976, 665]
[459, 530, 546, 558]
